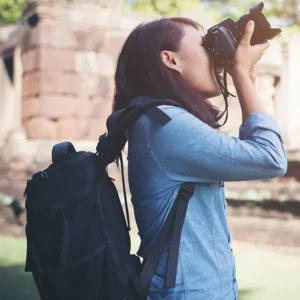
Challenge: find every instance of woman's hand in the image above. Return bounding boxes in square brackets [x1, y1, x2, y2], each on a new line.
[249, 65, 257, 86]
[223, 20, 270, 123]
[225, 20, 269, 80]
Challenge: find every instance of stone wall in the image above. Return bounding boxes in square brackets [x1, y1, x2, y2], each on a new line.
[1, 1, 300, 247]
[2, 1, 300, 145]
[1, 0, 300, 205]
[0, 51, 16, 148]
[21, 1, 125, 140]
[0, 25, 24, 149]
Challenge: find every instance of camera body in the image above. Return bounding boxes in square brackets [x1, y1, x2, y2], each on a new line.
[203, 2, 282, 68]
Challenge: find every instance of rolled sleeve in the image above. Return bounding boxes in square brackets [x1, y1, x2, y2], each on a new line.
[149, 107, 287, 183]
[243, 112, 284, 143]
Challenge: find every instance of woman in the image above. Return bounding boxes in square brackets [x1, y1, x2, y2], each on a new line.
[113, 18, 287, 300]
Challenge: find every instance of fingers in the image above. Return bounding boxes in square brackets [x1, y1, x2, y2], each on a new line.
[240, 20, 255, 45]
[254, 41, 270, 59]
[255, 41, 270, 52]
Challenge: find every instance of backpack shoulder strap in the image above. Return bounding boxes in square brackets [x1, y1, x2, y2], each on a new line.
[107, 98, 182, 136]
[96, 98, 182, 165]
[134, 183, 195, 298]
[96, 98, 192, 297]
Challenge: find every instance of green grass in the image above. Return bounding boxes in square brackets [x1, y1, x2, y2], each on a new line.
[0, 237, 39, 299]
[232, 241, 300, 300]
[0, 236, 300, 300]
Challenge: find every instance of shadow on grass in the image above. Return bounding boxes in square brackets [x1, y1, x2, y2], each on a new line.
[0, 264, 39, 300]
[239, 288, 259, 300]
[0, 263, 260, 300]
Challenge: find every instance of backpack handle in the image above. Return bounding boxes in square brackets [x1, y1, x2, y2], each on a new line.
[52, 141, 76, 163]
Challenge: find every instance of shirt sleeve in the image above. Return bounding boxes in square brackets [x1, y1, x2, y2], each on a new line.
[147, 106, 287, 183]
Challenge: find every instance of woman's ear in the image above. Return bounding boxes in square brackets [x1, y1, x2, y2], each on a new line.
[160, 50, 182, 74]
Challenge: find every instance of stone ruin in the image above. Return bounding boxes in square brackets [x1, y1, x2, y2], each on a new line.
[0, 0, 141, 199]
[0, 0, 300, 244]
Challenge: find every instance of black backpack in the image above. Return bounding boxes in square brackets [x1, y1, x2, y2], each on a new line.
[24, 99, 195, 300]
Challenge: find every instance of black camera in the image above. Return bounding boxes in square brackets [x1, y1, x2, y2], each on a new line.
[203, 2, 282, 69]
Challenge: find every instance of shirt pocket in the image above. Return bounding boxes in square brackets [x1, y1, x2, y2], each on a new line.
[148, 273, 185, 300]
[148, 274, 164, 299]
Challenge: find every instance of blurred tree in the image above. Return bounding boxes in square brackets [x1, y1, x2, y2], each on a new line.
[267, 0, 300, 26]
[0, 0, 28, 25]
[130, 0, 201, 16]
[203, 0, 300, 27]
[129, 0, 300, 28]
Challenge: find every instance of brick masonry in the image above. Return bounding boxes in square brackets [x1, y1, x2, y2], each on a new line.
[21, 2, 120, 140]
[0, 1, 300, 246]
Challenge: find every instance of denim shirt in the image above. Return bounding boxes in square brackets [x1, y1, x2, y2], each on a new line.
[127, 96, 287, 300]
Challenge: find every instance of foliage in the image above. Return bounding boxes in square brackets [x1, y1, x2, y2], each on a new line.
[0, 0, 28, 25]
[202, 0, 300, 28]
[129, 0, 300, 29]
[129, 0, 201, 16]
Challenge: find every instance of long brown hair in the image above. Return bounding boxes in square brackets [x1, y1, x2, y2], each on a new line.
[113, 17, 220, 128]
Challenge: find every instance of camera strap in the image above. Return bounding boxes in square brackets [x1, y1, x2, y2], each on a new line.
[214, 67, 236, 128]
[209, 32, 236, 128]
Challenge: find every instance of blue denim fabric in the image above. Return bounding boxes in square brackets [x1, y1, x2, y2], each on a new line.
[127, 97, 287, 300]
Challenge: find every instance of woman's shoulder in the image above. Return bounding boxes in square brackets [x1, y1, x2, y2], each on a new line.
[157, 104, 203, 128]
[157, 104, 193, 120]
